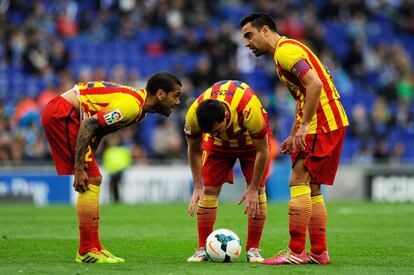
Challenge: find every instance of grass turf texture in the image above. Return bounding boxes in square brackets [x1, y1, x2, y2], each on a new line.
[1, 202, 413, 274]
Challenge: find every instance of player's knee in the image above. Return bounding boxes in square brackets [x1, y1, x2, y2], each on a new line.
[248, 193, 267, 219]
[290, 160, 311, 185]
[310, 183, 322, 196]
[203, 186, 221, 197]
[89, 176, 102, 186]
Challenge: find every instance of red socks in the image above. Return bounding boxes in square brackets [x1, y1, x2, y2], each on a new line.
[197, 195, 218, 248]
[309, 194, 327, 254]
[76, 184, 101, 255]
[246, 193, 267, 250]
[288, 185, 312, 254]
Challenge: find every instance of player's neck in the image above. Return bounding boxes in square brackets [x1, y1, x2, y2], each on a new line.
[142, 96, 155, 113]
[266, 33, 281, 57]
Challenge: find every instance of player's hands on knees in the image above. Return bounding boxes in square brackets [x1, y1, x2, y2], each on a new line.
[294, 123, 310, 151]
[237, 188, 260, 218]
[73, 167, 89, 193]
[188, 188, 203, 217]
[280, 135, 295, 154]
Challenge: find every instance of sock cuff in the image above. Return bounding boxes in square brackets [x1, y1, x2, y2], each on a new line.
[198, 195, 218, 208]
[258, 193, 267, 203]
[290, 185, 311, 198]
[88, 184, 101, 193]
[311, 194, 324, 203]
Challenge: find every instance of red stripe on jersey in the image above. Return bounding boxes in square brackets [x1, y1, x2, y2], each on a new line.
[96, 112, 106, 126]
[80, 87, 144, 106]
[277, 64, 307, 98]
[316, 103, 325, 133]
[197, 93, 204, 104]
[329, 100, 343, 128]
[210, 83, 221, 100]
[236, 88, 254, 128]
[236, 88, 254, 113]
[224, 81, 237, 104]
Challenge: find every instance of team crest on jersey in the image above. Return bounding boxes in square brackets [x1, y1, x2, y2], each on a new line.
[184, 123, 192, 135]
[104, 109, 123, 125]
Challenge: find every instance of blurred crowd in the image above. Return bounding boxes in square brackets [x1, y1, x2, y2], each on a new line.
[0, 0, 413, 165]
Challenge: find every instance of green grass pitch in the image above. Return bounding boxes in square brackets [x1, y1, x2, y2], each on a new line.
[1, 202, 414, 274]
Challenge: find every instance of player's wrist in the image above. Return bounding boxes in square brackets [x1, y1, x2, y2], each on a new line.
[74, 165, 85, 172]
[248, 184, 259, 192]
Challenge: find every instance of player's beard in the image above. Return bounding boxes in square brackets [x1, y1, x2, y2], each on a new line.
[152, 101, 171, 117]
[252, 47, 264, 57]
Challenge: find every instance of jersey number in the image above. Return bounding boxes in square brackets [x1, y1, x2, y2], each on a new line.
[84, 146, 93, 162]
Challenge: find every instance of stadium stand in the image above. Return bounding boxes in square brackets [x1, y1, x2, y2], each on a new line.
[0, 0, 413, 164]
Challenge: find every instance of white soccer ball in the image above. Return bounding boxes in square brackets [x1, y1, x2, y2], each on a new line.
[205, 229, 242, 262]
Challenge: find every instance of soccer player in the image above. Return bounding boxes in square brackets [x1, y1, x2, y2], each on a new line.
[240, 13, 349, 265]
[41, 72, 182, 264]
[185, 80, 271, 263]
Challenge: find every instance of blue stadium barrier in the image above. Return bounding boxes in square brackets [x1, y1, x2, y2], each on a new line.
[0, 172, 72, 205]
[266, 161, 292, 201]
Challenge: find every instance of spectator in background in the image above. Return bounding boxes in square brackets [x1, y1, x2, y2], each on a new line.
[151, 118, 183, 159]
[390, 141, 406, 164]
[1, 0, 414, 164]
[349, 103, 373, 143]
[370, 96, 392, 137]
[352, 142, 374, 165]
[102, 134, 132, 203]
[48, 39, 69, 73]
[373, 137, 390, 163]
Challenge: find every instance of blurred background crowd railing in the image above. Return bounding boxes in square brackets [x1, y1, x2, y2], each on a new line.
[0, 0, 413, 166]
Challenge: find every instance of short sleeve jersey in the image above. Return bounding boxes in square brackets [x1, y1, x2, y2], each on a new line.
[184, 80, 270, 148]
[274, 36, 349, 134]
[75, 81, 147, 131]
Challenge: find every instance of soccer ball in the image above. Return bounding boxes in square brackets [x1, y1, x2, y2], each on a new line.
[205, 229, 242, 262]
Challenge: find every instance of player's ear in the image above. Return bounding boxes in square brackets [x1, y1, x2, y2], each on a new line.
[225, 109, 230, 120]
[155, 89, 166, 100]
[262, 25, 270, 36]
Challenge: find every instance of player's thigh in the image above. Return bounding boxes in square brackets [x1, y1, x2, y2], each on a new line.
[239, 149, 269, 187]
[201, 148, 236, 186]
[290, 159, 311, 186]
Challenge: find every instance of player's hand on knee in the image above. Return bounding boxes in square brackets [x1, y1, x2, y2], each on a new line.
[238, 189, 260, 217]
[188, 188, 203, 217]
[73, 167, 89, 193]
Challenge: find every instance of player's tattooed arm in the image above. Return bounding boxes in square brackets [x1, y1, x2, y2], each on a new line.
[90, 134, 103, 153]
[74, 117, 101, 170]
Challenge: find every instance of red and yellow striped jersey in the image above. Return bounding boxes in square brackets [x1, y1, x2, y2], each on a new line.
[185, 80, 270, 148]
[74, 81, 147, 130]
[274, 36, 349, 134]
